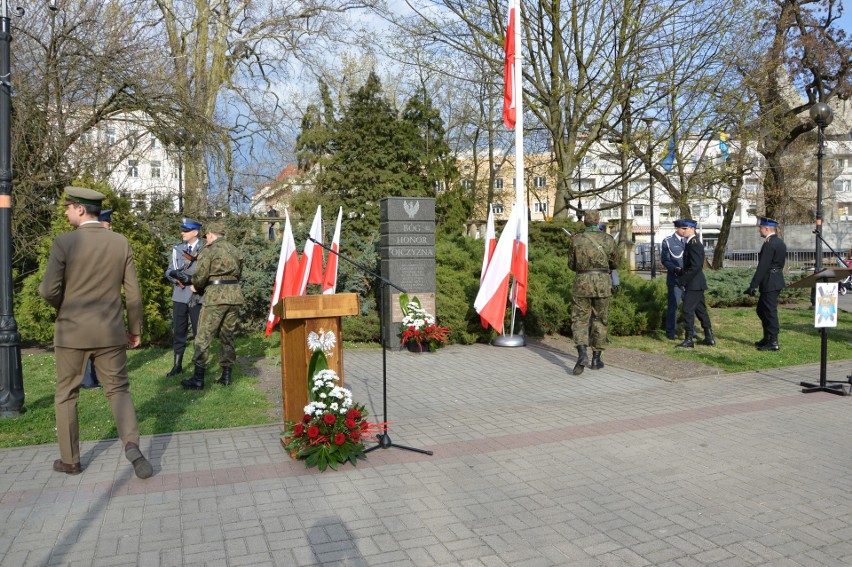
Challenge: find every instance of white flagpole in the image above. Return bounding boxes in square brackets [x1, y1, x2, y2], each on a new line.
[510, 0, 524, 335]
[496, 0, 526, 347]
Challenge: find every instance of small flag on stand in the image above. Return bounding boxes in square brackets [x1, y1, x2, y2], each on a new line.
[322, 207, 343, 295]
[296, 206, 324, 295]
[474, 206, 521, 334]
[479, 207, 497, 327]
[265, 210, 300, 336]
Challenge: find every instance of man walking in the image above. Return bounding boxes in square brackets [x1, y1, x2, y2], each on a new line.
[675, 219, 714, 348]
[165, 218, 204, 377]
[181, 221, 244, 389]
[39, 187, 152, 478]
[266, 204, 279, 241]
[660, 219, 686, 340]
[567, 209, 619, 375]
[745, 217, 786, 351]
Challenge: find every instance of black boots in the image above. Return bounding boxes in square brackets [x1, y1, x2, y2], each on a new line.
[754, 334, 769, 348]
[166, 353, 184, 377]
[677, 330, 715, 348]
[590, 351, 604, 370]
[181, 365, 205, 390]
[216, 366, 232, 386]
[573, 345, 589, 375]
[757, 335, 780, 351]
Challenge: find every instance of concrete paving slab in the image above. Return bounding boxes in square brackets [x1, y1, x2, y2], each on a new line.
[1, 344, 852, 566]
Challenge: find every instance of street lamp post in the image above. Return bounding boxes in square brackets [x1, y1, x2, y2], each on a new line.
[0, 0, 34, 417]
[641, 117, 657, 279]
[800, 102, 844, 395]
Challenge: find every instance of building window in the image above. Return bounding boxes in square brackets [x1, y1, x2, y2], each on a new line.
[834, 179, 851, 193]
[744, 181, 759, 198]
[128, 129, 138, 148]
[629, 182, 644, 196]
[533, 176, 547, 188]
[836, 158, 847, 170]
[491, 203, 505, 214]
[633, 205, 646, 217]
[151, 160, 161, 178]
[434, 180, 446, 193]
[495, 178, 504, 190]
[105, 127, 116, 145]
[128, 160, 139, 177]
[150, 133, 158, 149]
[461, 179, 473, 189]
[533, 201, 548, 214]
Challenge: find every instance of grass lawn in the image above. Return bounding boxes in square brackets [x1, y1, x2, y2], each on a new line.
[610, 303, 852, 373]
[4, 305, 848, 449]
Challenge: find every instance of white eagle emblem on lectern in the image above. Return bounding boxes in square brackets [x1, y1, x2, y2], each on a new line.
[403, 200, 420, 219]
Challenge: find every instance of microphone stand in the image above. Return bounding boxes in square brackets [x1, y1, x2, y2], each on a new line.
[307, 237, 433, 456]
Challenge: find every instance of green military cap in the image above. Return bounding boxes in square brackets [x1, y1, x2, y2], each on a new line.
[206, 221, 226, 236]
[584, 209, 600, 226]
[64, 186, 105, 206]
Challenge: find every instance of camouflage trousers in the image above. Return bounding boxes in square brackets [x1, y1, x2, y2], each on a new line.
[571, 295, 611, 350]
[192, 304, 239, 369]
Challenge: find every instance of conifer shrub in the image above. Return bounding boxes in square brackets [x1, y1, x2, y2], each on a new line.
[16, 185, 172, 345]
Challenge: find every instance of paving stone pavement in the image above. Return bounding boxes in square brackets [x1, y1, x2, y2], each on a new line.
[2, 343, 852, 566]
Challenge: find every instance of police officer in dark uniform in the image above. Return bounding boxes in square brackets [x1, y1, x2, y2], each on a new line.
[745, 217, 786, 351]
[165, 218, 204, 377]
[661, 219, 686, 339]
[675, 219, 714, 348]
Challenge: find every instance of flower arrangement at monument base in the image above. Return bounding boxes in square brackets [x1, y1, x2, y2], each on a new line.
[399, 293, 450, 353]
[283, 332, 384, 471]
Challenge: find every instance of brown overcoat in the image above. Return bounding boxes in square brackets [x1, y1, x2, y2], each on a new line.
[39, 223, 143, 346]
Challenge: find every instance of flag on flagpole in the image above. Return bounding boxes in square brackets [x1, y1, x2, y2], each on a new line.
[511, 202, 528, 314]
[662, 136, 676, 171]
[479, 206, 497, 327]
[264, 210, 300, 336]
[475, 206, 520, 333]
[322, 207, 343, 295]
[502, 0, 517, 129]
[296, 206, 324, 295]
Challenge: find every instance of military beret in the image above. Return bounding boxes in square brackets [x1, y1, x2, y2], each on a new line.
[98, 209, 113, 223]
[64, 186, 105, 206]
[180, 217, 202, 231]
[680, 219, 697, 228]
[758, 216, 778, 227]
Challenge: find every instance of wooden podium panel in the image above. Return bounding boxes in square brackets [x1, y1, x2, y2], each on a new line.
[275, 294, 360, 424]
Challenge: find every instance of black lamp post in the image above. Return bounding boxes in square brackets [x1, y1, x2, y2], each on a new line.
[641, 117, 657, 279]
[0, 0, 43, 417]
[800, 102, 845, 395]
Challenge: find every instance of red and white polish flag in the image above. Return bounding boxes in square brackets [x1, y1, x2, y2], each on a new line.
[503, 0, 516, 129]
[474, 206, 520, 333]
[479, 206, 497, 327]
[265, 209, 300, 336]
[511, 203, 528, 314]
[322, 207, 343, 295]
[296, 205, 324, 295]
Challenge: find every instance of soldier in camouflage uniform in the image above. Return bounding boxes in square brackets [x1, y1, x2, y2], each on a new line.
[567, 210, 619, 375]
[181, 221, 244, 389]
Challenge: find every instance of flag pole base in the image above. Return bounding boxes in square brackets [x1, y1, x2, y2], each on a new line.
[492, 334, 526, 347]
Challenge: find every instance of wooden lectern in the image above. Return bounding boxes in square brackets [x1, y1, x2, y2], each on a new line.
[273, 294, 360, 424]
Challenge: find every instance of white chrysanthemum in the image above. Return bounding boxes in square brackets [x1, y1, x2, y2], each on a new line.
[329, 402, 339, 411]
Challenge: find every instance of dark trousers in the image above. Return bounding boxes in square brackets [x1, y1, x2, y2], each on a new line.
[682, 290, 712, 336]
[665, 283, 684, 337]
[757, 290, 780, 336]
[173, 301, 202, 355]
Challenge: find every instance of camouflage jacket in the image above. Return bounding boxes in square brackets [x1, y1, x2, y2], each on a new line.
[568, 227, 618, 298]
[191, 237, 244, 305]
